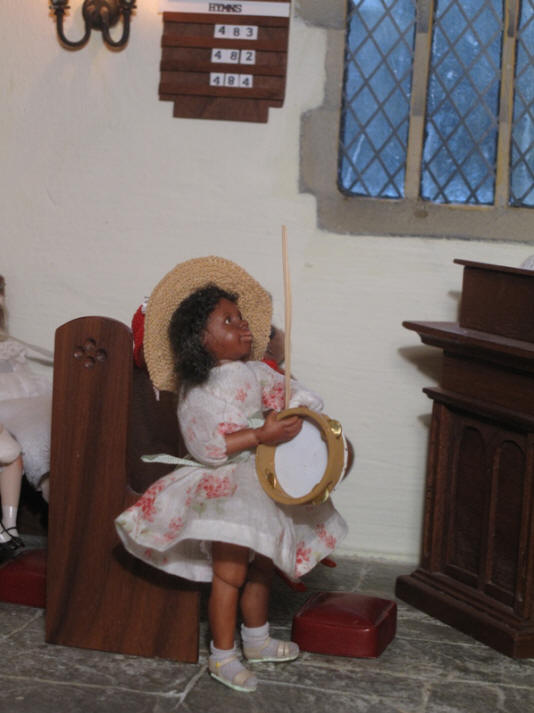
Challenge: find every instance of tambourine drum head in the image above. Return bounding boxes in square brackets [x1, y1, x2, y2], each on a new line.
[255, 406, 347, 505]
[274, 419, 328, 499]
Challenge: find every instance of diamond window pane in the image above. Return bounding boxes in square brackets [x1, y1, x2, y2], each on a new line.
[339, 0, 417, 199]
[510, 0, 534, 207]
[421, 0, 503, 205]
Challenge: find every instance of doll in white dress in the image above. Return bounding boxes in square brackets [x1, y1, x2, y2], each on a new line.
[115, 257, 347, 693]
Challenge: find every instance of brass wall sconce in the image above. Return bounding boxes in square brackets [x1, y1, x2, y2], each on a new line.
[50, 1, 136, 50]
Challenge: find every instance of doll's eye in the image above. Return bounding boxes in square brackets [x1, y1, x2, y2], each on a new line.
[224, 316, 232, 324]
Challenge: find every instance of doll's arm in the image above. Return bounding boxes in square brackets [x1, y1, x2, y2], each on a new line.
[178, 392, 235, 466]
[224, 410, 302, 455]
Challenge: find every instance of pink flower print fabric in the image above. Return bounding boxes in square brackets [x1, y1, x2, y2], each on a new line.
[262, 380, 285, 411]
[295, 541, 312, 574]
[252, 361, 324, 413]
[164, 516, 185, 541]
[132, 479, 169, 523]
[235, 386, 249, 403]
[115, 360, 347, 584]
[178, 398, 234, 467]
[315, 523, 337, 550]
[217, 421, 244, 436]
[196, 473, 236, 500]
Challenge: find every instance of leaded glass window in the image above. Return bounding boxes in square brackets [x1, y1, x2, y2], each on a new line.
[511, 0, 534, 206]
[339, 0, 534, 209]
[421, 1, 502, 205]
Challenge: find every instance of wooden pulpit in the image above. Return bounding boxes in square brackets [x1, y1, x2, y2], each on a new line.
[396, 259, 534, 658]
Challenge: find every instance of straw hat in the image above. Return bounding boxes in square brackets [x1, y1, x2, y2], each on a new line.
[144, 256, 272, 392]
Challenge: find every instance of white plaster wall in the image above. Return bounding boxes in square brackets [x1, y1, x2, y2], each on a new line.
[1, 1, 532, 561]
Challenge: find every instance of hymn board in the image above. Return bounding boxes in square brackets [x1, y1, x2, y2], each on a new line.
[158, 1, 291, 122]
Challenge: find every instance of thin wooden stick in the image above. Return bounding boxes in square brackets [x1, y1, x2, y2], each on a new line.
[282, 225, 292, 408]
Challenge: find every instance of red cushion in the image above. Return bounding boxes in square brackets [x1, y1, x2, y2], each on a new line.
[0, 549, 46, 608]
[292, 591, 396, 658]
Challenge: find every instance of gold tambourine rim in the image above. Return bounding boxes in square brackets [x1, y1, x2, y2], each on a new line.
[255, 406, 346, 506]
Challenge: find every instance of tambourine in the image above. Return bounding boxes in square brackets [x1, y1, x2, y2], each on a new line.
[255, 406, 351, 506]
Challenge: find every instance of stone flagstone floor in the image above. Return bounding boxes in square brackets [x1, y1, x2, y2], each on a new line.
[1, 544, 534, 713]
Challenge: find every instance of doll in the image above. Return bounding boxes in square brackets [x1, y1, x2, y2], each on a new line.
[115, 257, 347, 693]
[0, 309, 52, 503]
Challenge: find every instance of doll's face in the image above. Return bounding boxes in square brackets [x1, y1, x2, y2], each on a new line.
[203, 298, 253, 364]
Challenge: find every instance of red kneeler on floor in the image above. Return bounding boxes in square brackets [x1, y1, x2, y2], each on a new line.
[0, 549, 47, 608]
[292, 591, 397, 658]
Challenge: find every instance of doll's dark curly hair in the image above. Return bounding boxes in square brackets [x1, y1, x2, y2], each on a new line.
[168, 283, 238, 387]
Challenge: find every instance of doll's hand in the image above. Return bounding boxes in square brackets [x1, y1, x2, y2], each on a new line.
[256, 410, 302, 446]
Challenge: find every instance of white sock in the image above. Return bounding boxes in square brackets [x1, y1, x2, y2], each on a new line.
[241, 622, 269, 644]
[210, 641, 239, 659]
[2, 505, 18, 532]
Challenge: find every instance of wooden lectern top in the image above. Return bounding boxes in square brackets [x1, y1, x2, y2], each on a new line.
[450, 259, 534, 344]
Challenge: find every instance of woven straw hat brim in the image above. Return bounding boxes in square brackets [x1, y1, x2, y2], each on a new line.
[144, 256, 272, 392]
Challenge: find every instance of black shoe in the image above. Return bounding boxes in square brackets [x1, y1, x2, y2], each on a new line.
[0, 523, 23, 550]
[0, 540, 16, 562]
[5, 528, 24, 549]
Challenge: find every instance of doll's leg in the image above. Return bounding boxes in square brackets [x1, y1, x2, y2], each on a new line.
[1, 456, 23, 526]
[0, 425, 21, 466]
[241, 553, 299, 663]
[0, 451, 24, 546]
[0, 424, 23, 533]
[0, 455, 24, 548]
[208, 541, 257, 692]
[210, 541, 250, 649]
[240, 552, 274, 627]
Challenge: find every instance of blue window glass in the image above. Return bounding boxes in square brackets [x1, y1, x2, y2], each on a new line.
[421, 0, 503, 205]
[338, 0, 417, 199]
[510, 0, 534, 206]
[339, 0, 534, 212]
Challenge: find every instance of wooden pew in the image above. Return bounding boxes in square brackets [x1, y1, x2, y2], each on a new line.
[45, 316, 200, 662]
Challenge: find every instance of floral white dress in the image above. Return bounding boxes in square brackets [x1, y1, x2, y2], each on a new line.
[115, 361, 348, 582]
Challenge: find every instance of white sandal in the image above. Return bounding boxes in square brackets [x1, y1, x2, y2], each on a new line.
[243, 637, 299, 663]
[208, 653, 258, 693]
